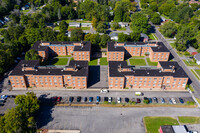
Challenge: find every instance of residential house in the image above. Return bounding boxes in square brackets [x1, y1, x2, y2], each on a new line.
[118, 22, 129, 28]
[194, 53, 200, 65]
[109, 33, 118, 41]
[69, 22, 80, 27]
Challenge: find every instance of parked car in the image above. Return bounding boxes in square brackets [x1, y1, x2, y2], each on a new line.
[168, 98, 173, 104]
[89, 97, 93, 102]
[96, 96, 100, 103]
[84, 97, 87, 102]
[125, 97, 129, 103]
[117, 97, 121, 103]
[100, 89, 109, 93]
[153, 97, 158, 103]
[136, 98, 141, 103]
[171, 98, 176, 104]
[52, 96, 57, 103]
[57, 96, 61, 102]
[179, 98, 184, 104]
[148, 98, 152, 103]
[108, 97, 112, 103]
[1, 95, 8, 100]
[161, 98, 165, 104]
[104, 97, 108, 102]
[77, 96, 81, 102]
[69, 97, 74, 103]
[135, 92, 142, 96]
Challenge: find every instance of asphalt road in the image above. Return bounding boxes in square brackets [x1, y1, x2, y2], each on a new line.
[154, 26, 200, 98]
[37, 106, 200, 133]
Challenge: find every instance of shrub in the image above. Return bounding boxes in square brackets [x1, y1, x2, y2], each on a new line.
[143, 99, 149, 104]
[104, 101, 109, 104]
[111, 101, 116, 105]
[128, 101, 136, 105]
[187, 101, 195, 105]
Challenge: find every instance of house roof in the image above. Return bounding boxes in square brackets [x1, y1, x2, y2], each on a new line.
[108, 61, 188, 78]
[10, 60, 88, 77]
[107, 42, 124, 52]
[150, 42, 169, 52]
[194, 53, 200, 61]
[160, 125, 174, 133]
[69, 22, 80, 25]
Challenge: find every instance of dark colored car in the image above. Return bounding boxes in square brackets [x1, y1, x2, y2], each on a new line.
[96, 96, 100, 103]
[161, 98, 165, 104]
[125, 97, 129, 103]
[52, 96, 57, 103]
[89, 97, 93, 102]
[77, 96, 81, 102]
[153, 97, 158, 103]
[148, 98, 152, 103]
[104, 97, 108, 102]
[57, 96, 61, 102]
[179, 98, 184, 104]
[137, 98, 141, 103]
[69, 97, 74, 103]
[169, 98, 173, 104]
[84, 97, 87, 102]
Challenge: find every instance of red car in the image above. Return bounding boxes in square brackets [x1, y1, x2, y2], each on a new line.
[52, 96, 57, 104]
[57, 96, 61, 102]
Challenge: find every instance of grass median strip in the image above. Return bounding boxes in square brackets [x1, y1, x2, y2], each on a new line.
[191, 69, 200, 80]
[144, 116, 179, 133]
[178, 116, 200, 124]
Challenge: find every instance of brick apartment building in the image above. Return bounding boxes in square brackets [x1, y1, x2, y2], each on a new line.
[9, 60, 88, 89]
[107, 42, 170, 62]
[32, 41, 91, 61]
[108, 61, 188, 90]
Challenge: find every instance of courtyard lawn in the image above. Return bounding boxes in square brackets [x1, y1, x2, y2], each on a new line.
[131, 56, 145, 58]
[88, 59, 98, 65]
[51, 58, 68, 65]
[144, 116, 179, 133]
[81, 27, 90, 30]
[183, 59, 198, 66]
[178, 116, 200, 124]
[147, 58, 158, 66]
[129, 59, 146, 66]
[100, 57, 108, 65]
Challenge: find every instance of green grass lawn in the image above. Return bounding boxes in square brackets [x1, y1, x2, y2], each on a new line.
[131, 56, 145, 58]
[88, 59, 98, 65]
[51, 58, 68, 65]
[68, 26, 77, 30]
[147, 58, 158, 66]
[195, 69, 200, 76]
[54, 26, 59, 31]
[148, 33, 157, 40]
[65, 20, 91, 23]
[183, 59, 198, 66]
[100, 57, 108, 65]
[129, 59, 146, 66]
[161, 14, 170, 19]
[81, 27, 90, 30]
[170, 43, 176, 48]
[21, 9, 30, 13]
[191, 69, 200, 80]
[117, 27, 126, 31]
[144, 116, 179, 133]
[178, 116, 200, 124]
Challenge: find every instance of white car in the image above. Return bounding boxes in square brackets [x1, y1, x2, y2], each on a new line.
[108, 97, 112, 103]
[100, 89, 109, 93]
[117, 97, 121, 103]
[171, 98, 176, 104]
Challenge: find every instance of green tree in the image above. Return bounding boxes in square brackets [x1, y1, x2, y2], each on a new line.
[130, 31, 141, 42]
[70, 28, 83, 41]
[118, 33, 129, 42]
[175, 26, 194, 51]
[160, 21, 177, 38]
[158, 3, 175, 16]
[84, 33, 100, 45]
[149, 2, 158, 12]
[59, 20, 68, 33]
[99, 34, 111, 48]
[111, 22, 120, 30]
[150, 13, 161, 25]
[130, 13, 150, 34]
[57, 33, 69, 41]
[91, 17, 98, 28]
[25, 49, 40, 60]
[96, 22, 107, 33]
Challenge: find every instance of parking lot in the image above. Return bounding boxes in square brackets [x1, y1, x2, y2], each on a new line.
[37, 106, 200, 133]
[0, 97, 16, 115]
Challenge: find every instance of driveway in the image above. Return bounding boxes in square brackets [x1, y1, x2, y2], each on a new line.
[37, 106, 200, 133]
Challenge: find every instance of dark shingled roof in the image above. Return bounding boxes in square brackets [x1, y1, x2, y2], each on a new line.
[109, 61, 188, 78]
[150, 42, 169, 52]
[10, 60, 88, 77]
[160, 125, 175, 133]
[32, 41, 91, 52]
[107, 42, 124, 52]
[107, 41, 169, 53]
